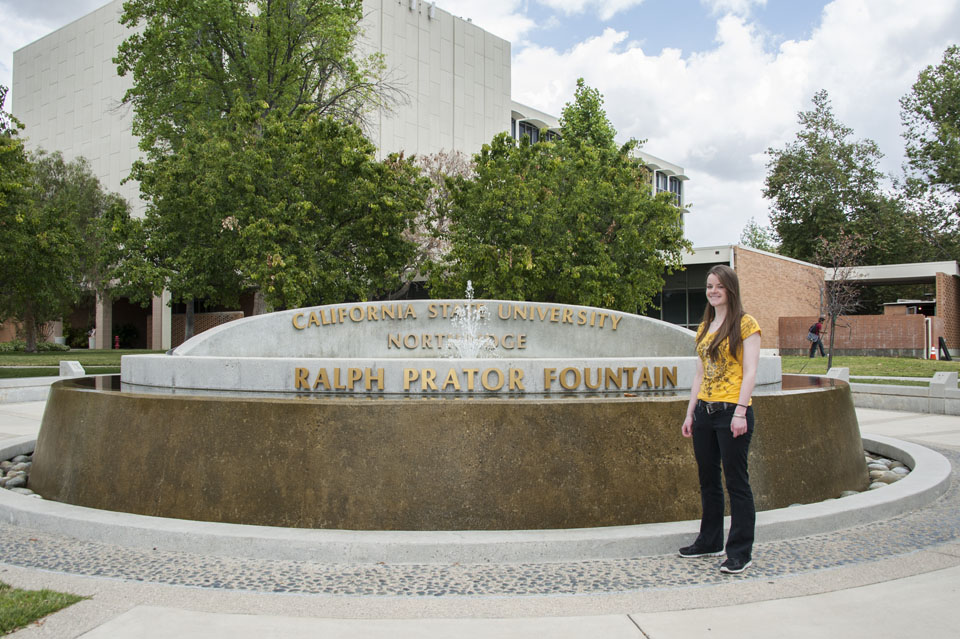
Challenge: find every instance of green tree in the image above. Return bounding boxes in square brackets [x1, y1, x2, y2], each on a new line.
[0, 150, 132, 351]
[901, 45, 960, 211]
[739, 217, 779, 253]
[428, 80, 688, 312]
[764, 90, 885, 262]
[115, 0, 406, 321]
[814, 230, 864, 370]
[115, 0, 391, 154]
[133, 103, 426, 313]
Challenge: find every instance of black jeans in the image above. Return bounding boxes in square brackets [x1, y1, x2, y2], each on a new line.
[809, 338, 825, 357]
[691, 401, 755, 561]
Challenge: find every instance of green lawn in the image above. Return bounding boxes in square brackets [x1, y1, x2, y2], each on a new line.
[0, 349, 160, 367]
[0, 581, 85, 635]
[781, 355, 960, 378]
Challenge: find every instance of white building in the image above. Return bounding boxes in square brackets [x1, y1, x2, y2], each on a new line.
[12, 0, 688, 350]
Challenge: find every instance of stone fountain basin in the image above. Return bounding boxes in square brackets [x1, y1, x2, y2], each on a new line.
[29, 375, 868, 531]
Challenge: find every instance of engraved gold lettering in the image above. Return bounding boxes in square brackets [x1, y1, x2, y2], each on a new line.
[514, 305, 528, 320]
[589, 311, 596, 327]
[544, 367, 557, 391]
[559, 367, 581, 390]
[605, 367, 622, 390]
[337, 307, 347, 323]
[562, 308, 574, 324]
[404, 304, 417, 319]
[346, 368, 363, 389]
[307, 311, 320, 327]
[422, 334, 433, 349]
[294, 367, 309, 389]
[403, 368, 418, 391]
[463, 368, 479, 391]
[637, 366, 653, 389]
[654, 366, 660, 387]
[611, 315, 622, 330]
[388, 334, 402, 349]
[577, 310, 588, 325]
[442, 368, 461, 391]
[502, 334, 515, 349]
[596, 312, 608, 328]
[536, 306, 548, 321]
[662, 366, 678, 387]
[623, 366, 637, 387]
[365, 368, 385, 391]
[428, 303, 438, 318]
[349, 306, 363, 322]
[382, 304, 397, 320]
[421, 368, 438, 391]
[482, 368, 504, 391]
[584, 367, 602, 390]
[367, 305, 379, 321]
[403, 334, 418, 349]
[509, 368, 525, 391]
[549, 307, 560, 322]
[498, 304, 511, 320]
[439, 302, 451, 318]
[333, 368, 347, 390]
[313, 369, 331, 390]
[518, 334, 527, 349]
[292, 313, 306, 330]
[320, 308, 333, 325]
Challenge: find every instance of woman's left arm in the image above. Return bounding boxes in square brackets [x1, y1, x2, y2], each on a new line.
[732, 332, 761, 437]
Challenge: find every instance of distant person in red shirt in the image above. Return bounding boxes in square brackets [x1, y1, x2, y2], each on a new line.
[808, 317, 826, 358]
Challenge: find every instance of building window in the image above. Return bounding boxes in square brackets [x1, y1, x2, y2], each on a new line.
[655, 171, 668, 193]
[511, 118, 516, 139]
[668, 176, 682, 206]
[517, 120, 540, 144]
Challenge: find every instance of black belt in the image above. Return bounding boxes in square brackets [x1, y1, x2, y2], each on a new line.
[698, 400, 739, 414]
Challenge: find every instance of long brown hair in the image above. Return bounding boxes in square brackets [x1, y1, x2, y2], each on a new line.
[696, 264, 746, 362]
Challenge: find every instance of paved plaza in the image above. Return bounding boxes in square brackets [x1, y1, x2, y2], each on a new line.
[1, 398, 959, 638]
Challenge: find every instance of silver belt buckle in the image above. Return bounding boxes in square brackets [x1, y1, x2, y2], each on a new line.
[704, 401, 723, 414]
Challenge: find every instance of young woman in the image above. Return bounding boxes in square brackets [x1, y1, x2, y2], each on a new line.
[679, 264, 761, 574]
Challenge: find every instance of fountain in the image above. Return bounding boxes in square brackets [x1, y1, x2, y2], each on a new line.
[29, 298, 867, 531]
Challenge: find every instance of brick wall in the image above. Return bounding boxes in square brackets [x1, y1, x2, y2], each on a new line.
[936, 272, 960, 351]
[734, 247, 823, 350]
[147, 311, 244, 349]
[779, 314, 940, 356]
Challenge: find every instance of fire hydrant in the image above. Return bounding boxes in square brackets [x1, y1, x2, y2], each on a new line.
[114, 335, 120, 350]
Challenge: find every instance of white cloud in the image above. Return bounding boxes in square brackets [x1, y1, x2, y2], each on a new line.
[511, 0, 960, 246]
[535, 0, 648, 21]
[435, 0, 538, 43]
[700, 0, 766, 17]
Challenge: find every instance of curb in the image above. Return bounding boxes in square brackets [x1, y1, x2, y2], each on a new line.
[0, 435, 951, 564]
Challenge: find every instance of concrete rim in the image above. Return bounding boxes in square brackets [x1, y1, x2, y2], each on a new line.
[0, 434, 950, 564]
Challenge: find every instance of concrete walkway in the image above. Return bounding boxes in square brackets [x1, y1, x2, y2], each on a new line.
[1, 400, 959, 638]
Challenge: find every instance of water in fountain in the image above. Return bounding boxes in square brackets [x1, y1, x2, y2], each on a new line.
[446, 281, 496, 358]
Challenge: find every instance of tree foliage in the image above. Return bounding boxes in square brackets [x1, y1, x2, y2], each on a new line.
[901, 45, 960, 211]
[116, 0, 419, 314]
[115, 0, 392, 154]
[428, 79, 688, 312]
[764, 90, 886, 263]
[131, 104, 427, 311]
[738, 217, 779, 253]
[0, 149, 132, 352]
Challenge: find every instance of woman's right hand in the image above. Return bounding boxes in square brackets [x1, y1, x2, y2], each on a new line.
[682, 415, 693, 438]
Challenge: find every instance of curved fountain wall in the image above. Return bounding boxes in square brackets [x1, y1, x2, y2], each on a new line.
[29, 300, 868, 531]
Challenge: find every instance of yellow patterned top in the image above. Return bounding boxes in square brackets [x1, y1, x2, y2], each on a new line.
[696, 314, 761, 403]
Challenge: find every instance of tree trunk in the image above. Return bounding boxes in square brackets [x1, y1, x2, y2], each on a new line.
[252, 290, 267, 316]
[23, 305, 38, 353]
[184, 298, 195, 341]
[827, 314, 837, 370]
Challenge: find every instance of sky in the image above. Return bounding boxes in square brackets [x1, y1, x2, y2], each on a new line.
[2, 0, 959, 247]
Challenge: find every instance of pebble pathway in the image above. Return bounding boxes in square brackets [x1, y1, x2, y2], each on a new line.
[0, 449, 957, 597]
